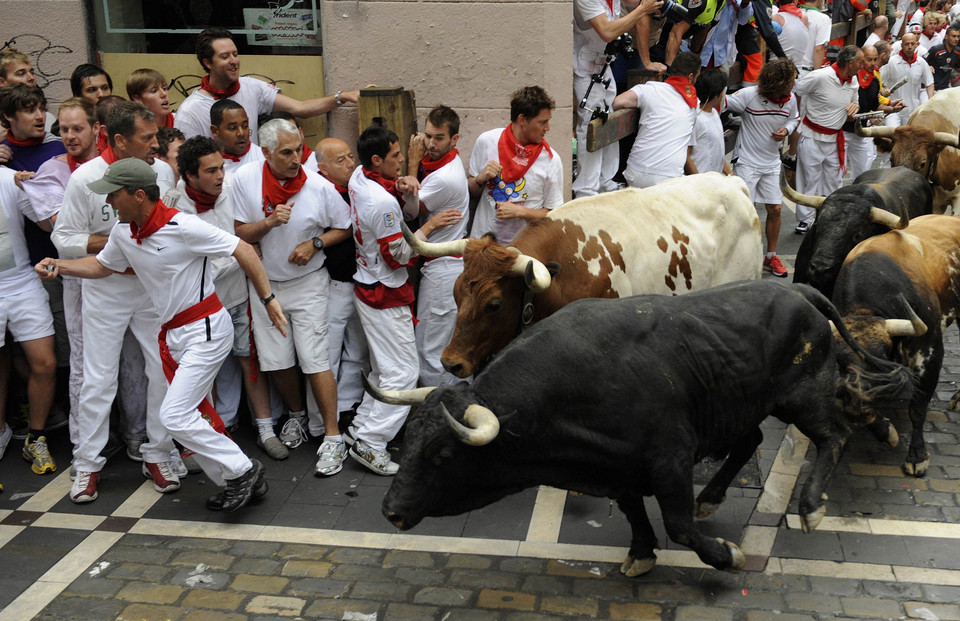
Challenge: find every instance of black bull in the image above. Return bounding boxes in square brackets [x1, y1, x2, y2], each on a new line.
[790, 167, 933, 299]
[376, 281, 913, 576]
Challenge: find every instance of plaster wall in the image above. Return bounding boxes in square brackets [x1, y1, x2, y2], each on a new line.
[0, 0, 89, 107]
[321, 0, 574, 198]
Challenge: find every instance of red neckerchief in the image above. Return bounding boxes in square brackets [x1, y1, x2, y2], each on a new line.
[300, 145, 313, 165]
[159, 293, 228, 436]
[262, 162, 306, 216]
[603, 0, 614, 12]
[222, 141, 251, 162]
[101, 146, 118, 165]
[184, 183, 219, 214]
[664, 76, 699, 108]
[162, 113, 175, 128]
[96, 132, 108, 154]
[498, 124, 552, 183]
[418, 148, 458, 181]
[778, 4, 804, 18]
[857, 68, 876, 88]
[200, 75, 240, 100]
[130, 199, 178, 245]
[900, 50, 918, 65]
[334, 182, 349, 194]
[767, 93, 792, 105]
[66, 153, 91, 173]
[362, 166, 403, 205]
[5, 133, 43, 147]
[831, 62, 853, 83]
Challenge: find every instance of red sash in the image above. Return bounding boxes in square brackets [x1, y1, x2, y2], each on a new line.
[418, 148, 458, 180]
[803, 117, 846, 173]
[262, 162, 306, 216]
[5, 133, 42, 147]
[130, 199, 178, 245]
[200, 75, 240, 100]
[498, 125, 552, 183]
[222, 141, 251, 163]
[158, 293, 228, 435]
[185, 184, 218, 214]
[665, 76, 699, 108]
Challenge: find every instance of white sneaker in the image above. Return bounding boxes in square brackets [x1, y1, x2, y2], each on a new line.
[169, 449, 189, 478]
[314, 438, 346, 477]
[349, 439, 399, 476]
[70, 470, 99, 503]
[0, 424, 12, 461]
[279, 416, 308, 449]
[126, 439, 144, 462]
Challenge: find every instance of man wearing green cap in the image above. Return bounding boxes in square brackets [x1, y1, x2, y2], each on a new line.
[38, 158, 288, 512]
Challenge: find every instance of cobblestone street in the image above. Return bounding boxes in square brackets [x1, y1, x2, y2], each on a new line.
[2, 201, 960, 620]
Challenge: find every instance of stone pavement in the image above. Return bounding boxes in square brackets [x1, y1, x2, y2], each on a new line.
[1, 201, 960, 620]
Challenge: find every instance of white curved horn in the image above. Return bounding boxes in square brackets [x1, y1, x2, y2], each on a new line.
[400, 220, 469, 258]
[506, 247, 552, 293]
[441, 403, 500, 446]
[933, 132, 960, 148]
[781, 175, 826, 209]
[869, 207, 908, 230]
[856, 125, 896, 138]
[884, 319, 923, 337]
[361, 373, 436, 405]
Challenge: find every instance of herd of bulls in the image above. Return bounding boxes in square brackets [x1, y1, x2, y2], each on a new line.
[359, 89, 960, 580]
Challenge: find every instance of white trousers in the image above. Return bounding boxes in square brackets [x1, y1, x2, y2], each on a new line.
[352, 298, 418, 451]
[572, 68, 619, 197]
[73, 275, 172, 472]
[796, 135, 842, 225]
[624, 169, 675, 189]
[161, 310, 251, 486]
[844, 131, 877, 182]
[416, 260, 462, 387]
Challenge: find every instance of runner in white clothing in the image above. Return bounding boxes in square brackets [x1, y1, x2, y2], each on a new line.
[175, 28, 361, 143]
[880, 33, 935, 128]
[406, 105, 470, 386]
[689, 70, 732, 176]
[210, 99, 265, 180]
[39, 157, 287, 512]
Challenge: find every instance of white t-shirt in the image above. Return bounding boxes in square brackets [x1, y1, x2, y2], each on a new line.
[794, 66, 859, 139]
[801, 8, 832, 70]
[725, 86, 800, 169]
[97, 211, 239, 324]
[0, 168, 55, 296]
[575, 0, 620, 74]
[625, 81, 698, 177]
[164, 179, 247, 309]
[52, 155, 175, 259]
[468, 127, 564, 245]
[20, 156, 70, 218]
[348, 165, 413, 289]
[777, 12, 810, 69]
[881, 53, 934, 115]
[864, 32, 881, 48]
[222, 145, 265, 182]
[418, 153, 470, 269]
[920, 30, 945, 51]
[691, 108, 726, 174]
[231, 162, 350, 283]
[175, 76, 279, 144]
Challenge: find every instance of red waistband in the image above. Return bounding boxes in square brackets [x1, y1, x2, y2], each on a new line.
[803, 117, 841, 135]
[162, 293, 223, 333]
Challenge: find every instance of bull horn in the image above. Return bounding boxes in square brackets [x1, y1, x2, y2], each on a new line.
[829, 320, 841, 339]
[400, 220, 469, 258]
[506, 247, 552, 293]
[885, 296, 928, 337]
[856, 125, 896, 138]
[361, 373, 436, 405]
[869, 207, 908, 230]
[781, 175, 826, 209]
[933, 132, 960, 148]
[441, 403, 500, 446]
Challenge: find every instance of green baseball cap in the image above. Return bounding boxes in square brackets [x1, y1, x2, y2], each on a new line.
[87, 158, 157, 195]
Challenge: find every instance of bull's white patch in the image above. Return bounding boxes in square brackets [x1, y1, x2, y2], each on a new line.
[384, 213, 395, 228]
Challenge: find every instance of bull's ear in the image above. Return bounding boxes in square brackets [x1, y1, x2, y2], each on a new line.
[482, 232, 498, 243]
[545, 261, 561, 276]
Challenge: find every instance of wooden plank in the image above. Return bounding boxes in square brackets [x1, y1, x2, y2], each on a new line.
[357, 87, 418, 175]
[585, 108, 638, 152]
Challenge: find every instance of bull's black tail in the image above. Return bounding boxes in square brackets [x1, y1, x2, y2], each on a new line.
[792, 284, 915, 415]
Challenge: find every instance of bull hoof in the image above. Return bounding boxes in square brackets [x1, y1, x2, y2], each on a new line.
[717, 538, 746, 572]
[801, 503, 827, 532]
[696, 501, 722, 519]
[902, 458, 930, 478]
[620, 554, 656, 577]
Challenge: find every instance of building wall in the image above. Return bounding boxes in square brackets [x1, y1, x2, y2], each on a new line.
[0, 0, 89, 105]
[321, 0, 573, 198]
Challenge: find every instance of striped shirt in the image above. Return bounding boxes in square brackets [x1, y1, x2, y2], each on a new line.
[725, 86, 800, 169]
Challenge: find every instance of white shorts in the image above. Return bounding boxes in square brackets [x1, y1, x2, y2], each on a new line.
[0, 286, 54, 347]
[735, 163, 782, 205]
[227, 301, 252, 357]
[250, 269, 331, 374]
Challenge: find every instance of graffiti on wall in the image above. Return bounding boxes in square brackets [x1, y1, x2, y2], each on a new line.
[168, 73, 295, 100]
[1, 34, 74, 92]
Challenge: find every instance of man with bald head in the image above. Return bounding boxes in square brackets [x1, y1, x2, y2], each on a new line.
[311, 137, 367, 421]
[843, 45, 905, 179]
[880, 32, 934, 130]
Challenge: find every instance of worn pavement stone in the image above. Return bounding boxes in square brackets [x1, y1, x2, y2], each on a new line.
[383, 550, 436, 568]
[281, 560, 333, 578]
[230, 574, 289, 594]
[675, 606, 734, 621]
[541, 595, 598, 616]
[476, 588, 537, 611]
[412, 586, 472, 606]
[840, 596, 904, 618]
[115, 582, 184, 604]
[181, 589, 246, 610]
[608, 602, 663, 620]
[445, 554, 493, 570]
[245, 594, 305, 616]
[350, 580, 413, 602]
[115, 603, 185, 621]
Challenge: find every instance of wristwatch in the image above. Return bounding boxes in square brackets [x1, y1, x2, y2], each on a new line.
[334, 90, 344, 106]
[312, 236, 324, 251]
[260, 293, 275, 305]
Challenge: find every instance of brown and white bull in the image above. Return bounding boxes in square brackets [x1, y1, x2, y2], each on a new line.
[857, 88, 960, 214]
[404, 172, 763, 378]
